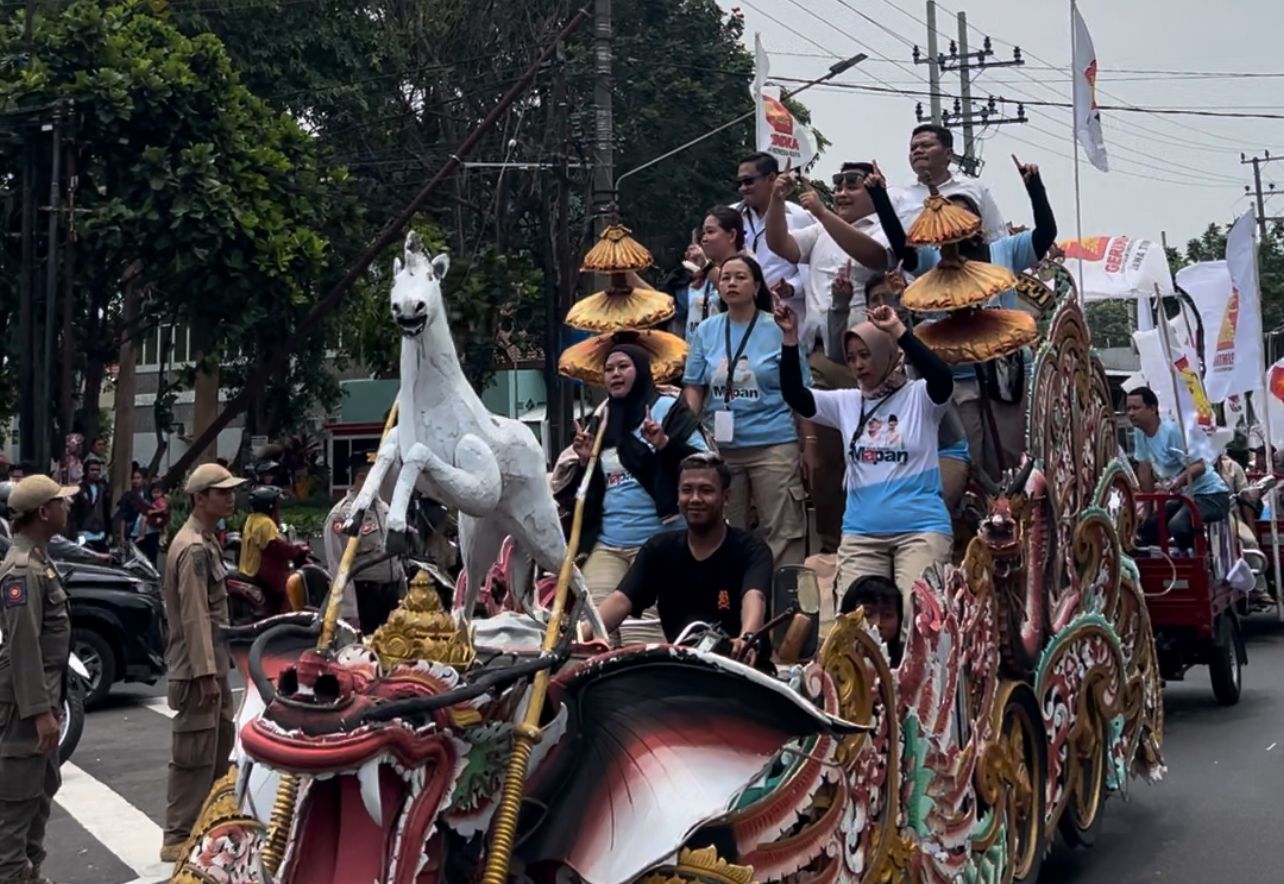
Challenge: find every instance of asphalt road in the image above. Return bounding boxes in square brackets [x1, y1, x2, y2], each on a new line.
[41, 615, 1284, 883]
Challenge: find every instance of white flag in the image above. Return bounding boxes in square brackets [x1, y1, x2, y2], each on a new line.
[757, 87, 816, 168]
[1072, 4, 1109, 172]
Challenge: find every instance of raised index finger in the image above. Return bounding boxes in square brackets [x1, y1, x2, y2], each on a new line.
[1011, 153, 1022, 171]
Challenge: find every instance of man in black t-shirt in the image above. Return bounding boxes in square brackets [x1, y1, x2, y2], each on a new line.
[598, 453, 772, 663]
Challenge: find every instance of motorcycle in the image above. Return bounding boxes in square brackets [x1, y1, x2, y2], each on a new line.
[59, 652, 90, 765]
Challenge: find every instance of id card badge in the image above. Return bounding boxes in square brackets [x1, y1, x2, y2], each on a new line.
[714, 410, 735, 444]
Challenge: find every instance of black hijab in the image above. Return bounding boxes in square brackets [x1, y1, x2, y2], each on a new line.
[572, 342, 704, 551]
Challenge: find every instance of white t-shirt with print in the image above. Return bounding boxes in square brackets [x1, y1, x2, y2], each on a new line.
[809, 378, 951, 537]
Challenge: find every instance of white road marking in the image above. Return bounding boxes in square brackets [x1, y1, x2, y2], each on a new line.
[56, 762, 171, 882]
[141, 686, 242, 719]
[1268, 742, 1278, 752]
[141, 696, 175, 719]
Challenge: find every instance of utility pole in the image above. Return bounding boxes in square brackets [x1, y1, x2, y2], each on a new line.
[591, 0, 613, 230]
[914, 5, 1025, 177]
[36, 103, 63, 472]
[1241, 150, 1284, 242]
[17, 0, 36, 465]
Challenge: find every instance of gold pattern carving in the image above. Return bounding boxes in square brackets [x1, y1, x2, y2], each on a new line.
[636, 846, 755, 884]
[369, 570, 476, 670]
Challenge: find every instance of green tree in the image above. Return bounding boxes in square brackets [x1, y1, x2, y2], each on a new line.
[0, 0, 360, 448]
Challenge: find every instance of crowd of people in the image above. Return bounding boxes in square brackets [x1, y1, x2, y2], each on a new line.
[577, 122, 1060, 650]
[0, 122, 1266, 882]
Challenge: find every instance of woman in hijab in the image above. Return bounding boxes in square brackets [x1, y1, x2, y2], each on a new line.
[776, 297, 954, 624]
[568, 341, 708, 645]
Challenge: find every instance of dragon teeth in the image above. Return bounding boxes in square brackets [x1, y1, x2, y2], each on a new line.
[357, 759, 384, 828]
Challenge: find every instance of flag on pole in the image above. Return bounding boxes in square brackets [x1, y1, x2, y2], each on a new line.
[1174, 218, 1263, 404]
[1072, 4, 1109, 172]
[1266, 359, 1284, 447]
[752, 33, 816, 168]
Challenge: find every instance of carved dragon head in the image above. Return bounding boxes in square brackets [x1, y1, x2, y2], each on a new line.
[976, 458, 1037, 567]
[391, 232, 450, 339]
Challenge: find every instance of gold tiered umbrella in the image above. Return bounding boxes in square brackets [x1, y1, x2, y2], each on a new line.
[902, 189, 1034, 364]
[558, 329, 688, 386]
[916, 307, 1038, 365]
[565, 225, 675, 333]
[902, 246, 1019, 313]
[905, 189, 982, 247]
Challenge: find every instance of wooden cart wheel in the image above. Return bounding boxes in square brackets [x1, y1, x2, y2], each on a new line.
[1003, 685, 1047, 882]
[1059, 700, 1107, 848]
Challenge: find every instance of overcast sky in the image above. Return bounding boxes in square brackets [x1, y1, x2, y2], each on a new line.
[715, 0, 1284, 249]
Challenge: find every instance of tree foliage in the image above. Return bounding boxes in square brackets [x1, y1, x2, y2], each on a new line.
[0, 0, 358, 440]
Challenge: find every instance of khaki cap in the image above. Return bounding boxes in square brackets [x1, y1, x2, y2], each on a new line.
[184, 463, 247, 494]
[8, 475, 79, 517]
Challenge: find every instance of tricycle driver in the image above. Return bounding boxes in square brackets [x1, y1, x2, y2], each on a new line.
[1126, 386, 1230, 550]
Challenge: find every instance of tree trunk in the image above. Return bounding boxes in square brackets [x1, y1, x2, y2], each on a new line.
[78, 282, 111, 444]
[191, 329, 220, 465]
[109, 278, 140, 502]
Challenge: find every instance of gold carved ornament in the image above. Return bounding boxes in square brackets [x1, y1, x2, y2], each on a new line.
[636, 846, 755, 884]
[369, 569, 476, 671]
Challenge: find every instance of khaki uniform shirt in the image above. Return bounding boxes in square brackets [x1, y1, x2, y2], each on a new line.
[0, 534, 71, 728]
[162, 516, 230, 682]
[324, 493, 401, 582]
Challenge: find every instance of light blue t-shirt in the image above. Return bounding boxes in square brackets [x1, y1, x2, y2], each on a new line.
[597, 395, 708, 548]
[809, 379, 952, 536]
[677, 280, 721, 341]
[683, 311, 809, 449]
[917, 231, 1039, 380]
[1132, 419, 1229, 498]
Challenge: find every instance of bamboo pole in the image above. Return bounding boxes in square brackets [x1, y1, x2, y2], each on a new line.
[318, 402, 400, 649]
[480, 413, 609, 884]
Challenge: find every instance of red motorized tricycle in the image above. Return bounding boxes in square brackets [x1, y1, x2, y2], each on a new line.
[1136, 491, 1250, 705]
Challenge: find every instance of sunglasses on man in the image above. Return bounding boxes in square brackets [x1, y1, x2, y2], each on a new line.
[831, 170, 869, 188]
[734, 174, 765, 187]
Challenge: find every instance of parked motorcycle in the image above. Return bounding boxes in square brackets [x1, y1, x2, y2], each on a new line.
[59, 652, 90, 765]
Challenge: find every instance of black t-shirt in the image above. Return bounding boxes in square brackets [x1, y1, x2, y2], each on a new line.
[617, 526, 773, 641]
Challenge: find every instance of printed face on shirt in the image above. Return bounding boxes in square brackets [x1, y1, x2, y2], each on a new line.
[850, 403, 909, 467]
[711, 358, 761, 404]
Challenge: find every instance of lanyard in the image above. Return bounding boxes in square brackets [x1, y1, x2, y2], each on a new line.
[723, 311, 760, 404]
[742, 208, 765, 251]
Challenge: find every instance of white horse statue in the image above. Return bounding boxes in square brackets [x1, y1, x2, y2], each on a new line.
[349, 232, 599, 634]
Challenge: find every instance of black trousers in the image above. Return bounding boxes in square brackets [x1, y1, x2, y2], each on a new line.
[1140, 492, 1232, 549]
[355, 581, 404, 634]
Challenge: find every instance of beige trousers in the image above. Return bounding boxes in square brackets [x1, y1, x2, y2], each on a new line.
[722, 442, 808, 570]
[835, 531, 953, 632]
[582, 544, 665, 646]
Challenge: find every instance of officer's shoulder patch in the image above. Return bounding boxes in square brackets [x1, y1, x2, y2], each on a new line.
[2, 576, 27, 608]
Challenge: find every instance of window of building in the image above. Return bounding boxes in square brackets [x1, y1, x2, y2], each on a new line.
[330, 436, 381, 493]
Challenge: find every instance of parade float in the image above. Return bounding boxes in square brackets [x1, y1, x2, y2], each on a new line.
[171, 199, 1163, 882]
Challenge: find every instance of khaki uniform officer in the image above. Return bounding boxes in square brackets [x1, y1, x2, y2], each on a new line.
[160, 463, 245, 863]
[0, 475, 78, 884]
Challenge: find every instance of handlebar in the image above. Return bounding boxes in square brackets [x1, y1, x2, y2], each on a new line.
[1136, 491, 1209, 556]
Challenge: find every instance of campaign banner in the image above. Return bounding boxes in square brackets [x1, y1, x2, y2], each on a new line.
[1058, 235, 1174, 302]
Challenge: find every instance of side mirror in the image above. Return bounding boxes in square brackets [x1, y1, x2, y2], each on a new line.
[772, 566, 822, 662]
